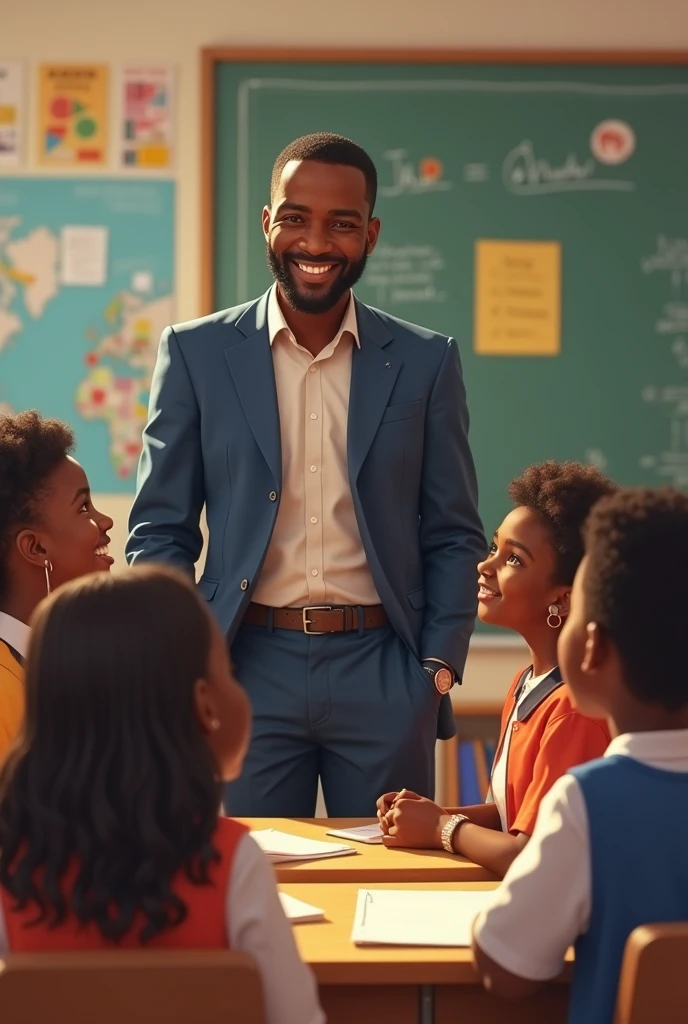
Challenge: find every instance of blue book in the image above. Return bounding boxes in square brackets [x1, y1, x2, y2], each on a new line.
[458, 740, 481, 805]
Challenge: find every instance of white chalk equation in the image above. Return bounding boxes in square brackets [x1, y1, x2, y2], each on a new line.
[365, 243, 447, 306]
[502, 140, 635, 197]
[378, 151, 453, 198]
[642, 236, 688, 291]
[641, 385, 688, 488]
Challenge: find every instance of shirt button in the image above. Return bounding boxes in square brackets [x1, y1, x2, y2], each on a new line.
[309, 366, 317, 373]
[310, 516, 318, 524]
[513, 723, 519, 731]
[240, 579, 249, 591]
[310, 465, 317, 473]
[310, 413, 317, 420]
[269, 491, 277, 501]
[311, 569, 318, 576]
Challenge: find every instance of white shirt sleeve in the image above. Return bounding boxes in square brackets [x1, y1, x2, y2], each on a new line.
[473, 773, 592, 981]
[228, 834, 325, 1024]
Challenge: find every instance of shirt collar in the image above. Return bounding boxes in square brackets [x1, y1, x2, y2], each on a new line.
[267, 283, 360, 349]
[605, 730, 688, 771]
[514, 665, 563, 722]
[0, 612, 30, 658]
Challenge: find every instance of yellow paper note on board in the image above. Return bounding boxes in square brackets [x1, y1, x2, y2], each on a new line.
[474, 240, 561, 356]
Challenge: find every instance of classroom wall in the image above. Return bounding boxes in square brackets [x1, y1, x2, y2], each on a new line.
[4, 0, 688, 703]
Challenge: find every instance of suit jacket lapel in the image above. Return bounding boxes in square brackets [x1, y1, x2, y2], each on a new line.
[224, 292, 282, 485]
[348, 299, 399, 482]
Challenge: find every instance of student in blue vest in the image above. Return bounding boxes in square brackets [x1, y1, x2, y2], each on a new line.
[472, 487, 688, 1024]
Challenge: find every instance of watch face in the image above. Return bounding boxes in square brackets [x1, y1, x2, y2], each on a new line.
[434, 668, 454, 694]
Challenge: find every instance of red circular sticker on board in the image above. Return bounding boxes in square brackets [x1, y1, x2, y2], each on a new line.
[590, 120, 636, 165]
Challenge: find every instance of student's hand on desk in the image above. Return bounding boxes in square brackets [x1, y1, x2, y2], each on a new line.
[381, 797, 449, 849]
[376, 788, 422, 821]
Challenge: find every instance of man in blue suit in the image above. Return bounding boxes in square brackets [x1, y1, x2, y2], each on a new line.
[127, 133, 485, 816]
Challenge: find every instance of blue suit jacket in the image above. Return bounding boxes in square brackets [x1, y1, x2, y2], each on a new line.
[126, 291, 485, 739]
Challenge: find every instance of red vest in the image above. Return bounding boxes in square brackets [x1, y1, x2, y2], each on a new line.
[1, 817, 248, 951]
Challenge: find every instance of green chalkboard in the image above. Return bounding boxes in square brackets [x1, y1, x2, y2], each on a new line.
[208, 53, 688, 639]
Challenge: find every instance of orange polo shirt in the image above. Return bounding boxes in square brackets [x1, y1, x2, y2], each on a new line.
[0, 641, 24, 764]
[494, 667, 610, 836]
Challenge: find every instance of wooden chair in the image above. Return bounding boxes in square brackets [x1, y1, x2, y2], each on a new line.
[614, 922, 688, 1024]
[0, 949, 266, 1024]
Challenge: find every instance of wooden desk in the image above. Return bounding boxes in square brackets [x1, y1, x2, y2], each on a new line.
[280, 882, 571, 1024]
[237, 818, 497, 882]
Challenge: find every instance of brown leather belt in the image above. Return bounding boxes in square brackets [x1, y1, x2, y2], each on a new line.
[243, 602, 388, 634]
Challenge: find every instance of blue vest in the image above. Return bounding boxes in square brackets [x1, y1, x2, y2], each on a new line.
[569, 754, 688, 1024]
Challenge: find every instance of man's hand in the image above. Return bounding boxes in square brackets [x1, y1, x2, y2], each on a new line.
[381, 796, 451, 849]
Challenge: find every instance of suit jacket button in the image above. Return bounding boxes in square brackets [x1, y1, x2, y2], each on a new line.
[240, 579, 249, 591]
[269, 491, 278, 501]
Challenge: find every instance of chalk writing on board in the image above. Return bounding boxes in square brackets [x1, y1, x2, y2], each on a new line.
[464, 163, 490, 184]
[365, 243, 446, 305]
[641, 237, 688, 290]
[641, 385, 688, 488]
[585, 449, 608, 472]
[672, 338, 688, 369]
[378, 151, 453, 198]
[655, 302, 688, 336]
[502, 140, 634, 197]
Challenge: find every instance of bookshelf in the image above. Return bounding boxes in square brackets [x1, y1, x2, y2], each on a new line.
[440, 704, 502, 807]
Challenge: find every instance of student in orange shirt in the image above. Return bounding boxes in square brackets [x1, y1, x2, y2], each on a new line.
[0, 566, 323, 1024]
[377, 461, 614, 878]
[0, 411, 114, 762]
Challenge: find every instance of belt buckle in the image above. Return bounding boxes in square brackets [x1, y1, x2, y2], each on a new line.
[302, 606, 333, 635]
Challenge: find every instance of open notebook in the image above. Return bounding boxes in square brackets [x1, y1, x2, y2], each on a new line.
[351, 889, 494, 947]
[251, 829, 357, 864]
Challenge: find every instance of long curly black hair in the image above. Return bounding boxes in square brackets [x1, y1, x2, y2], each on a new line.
[0, 565, 222, 943]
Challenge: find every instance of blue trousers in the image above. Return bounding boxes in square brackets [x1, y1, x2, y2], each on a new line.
[224, 620, 440, 817]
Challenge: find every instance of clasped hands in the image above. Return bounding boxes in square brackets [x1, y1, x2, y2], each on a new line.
[376, 788, 453, 850]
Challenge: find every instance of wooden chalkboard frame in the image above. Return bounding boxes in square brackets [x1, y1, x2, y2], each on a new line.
[200, 46, 688, 316]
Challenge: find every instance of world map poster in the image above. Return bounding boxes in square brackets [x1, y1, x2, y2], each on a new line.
[0, 178, 174, 492]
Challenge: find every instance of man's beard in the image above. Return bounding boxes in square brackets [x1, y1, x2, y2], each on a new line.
[266, 242, 368, 314]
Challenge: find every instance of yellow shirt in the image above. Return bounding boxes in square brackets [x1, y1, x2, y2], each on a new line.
[252, 285, 380, 609]
[0, 641, 24, 763]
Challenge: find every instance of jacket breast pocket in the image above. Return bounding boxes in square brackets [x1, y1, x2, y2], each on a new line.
[380, 399, 424, 425]
[197, 576, 219, 601]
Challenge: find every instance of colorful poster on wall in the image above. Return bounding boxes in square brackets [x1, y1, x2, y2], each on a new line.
[0, 62, 24, 166]
[120, 65, 173, 170]
[37, 63, 108, 167]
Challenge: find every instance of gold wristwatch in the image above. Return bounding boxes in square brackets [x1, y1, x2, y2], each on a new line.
[440, 814, 470, 853]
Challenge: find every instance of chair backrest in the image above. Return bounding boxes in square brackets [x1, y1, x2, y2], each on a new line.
[0, 949, 266, 1024]
[614, 922, 688, 1024]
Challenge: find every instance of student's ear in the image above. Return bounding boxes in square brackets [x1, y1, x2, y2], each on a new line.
[193, 677, 221, 736]
[14, 528, 50, 569]
[554, 588, 572, 619]
[582, 621, 608, 674]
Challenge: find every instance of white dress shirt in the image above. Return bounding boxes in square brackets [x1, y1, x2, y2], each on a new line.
[473, 729, 688, 981]
[252, 284, 380, 608]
